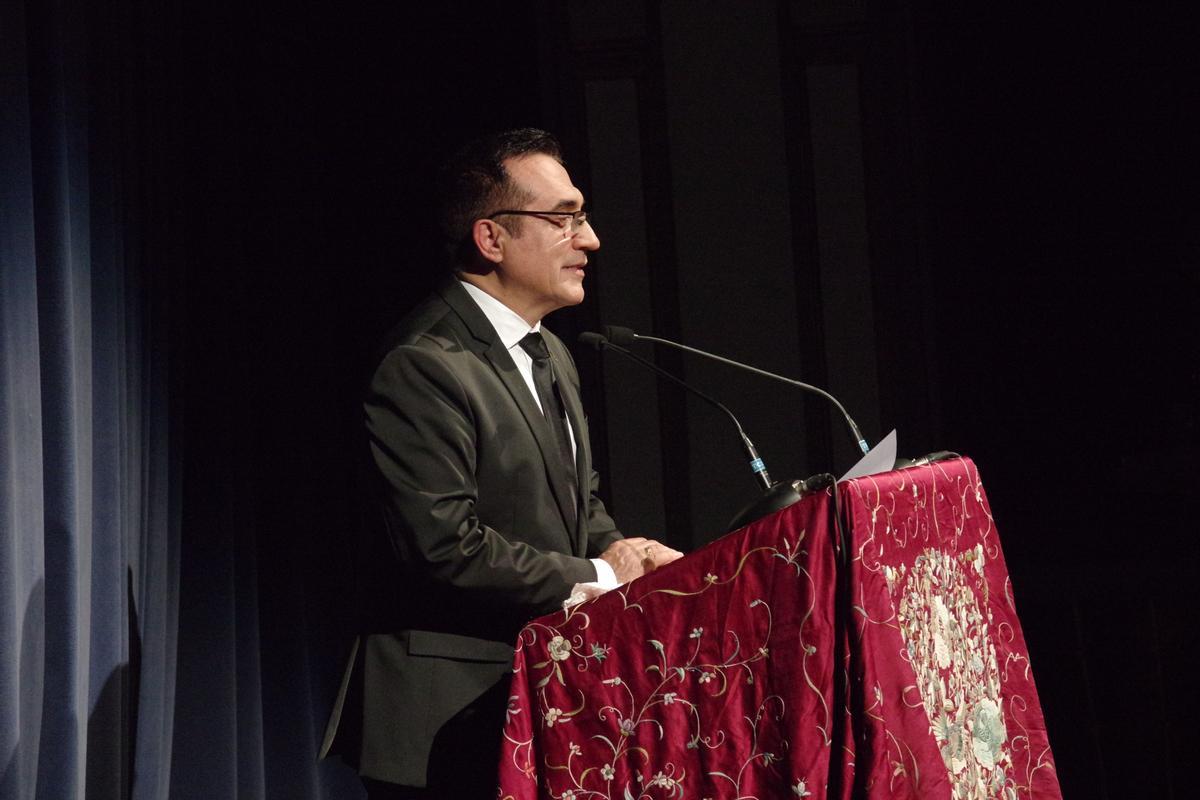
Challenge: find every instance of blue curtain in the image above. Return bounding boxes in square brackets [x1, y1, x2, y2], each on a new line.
[0, 1, 362, 797]
[1, 0, 179, 798]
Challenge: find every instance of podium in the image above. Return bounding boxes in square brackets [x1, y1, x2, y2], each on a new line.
[497, 457, 1061, 799]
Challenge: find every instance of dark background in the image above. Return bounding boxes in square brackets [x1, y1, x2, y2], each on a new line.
[5, 0, 1196, 797]
[173, 1, 1198, 797]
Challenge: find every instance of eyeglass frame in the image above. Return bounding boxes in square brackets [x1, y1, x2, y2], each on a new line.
[486, 209, 592, 236]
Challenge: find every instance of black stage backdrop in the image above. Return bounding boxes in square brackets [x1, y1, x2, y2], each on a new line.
[1, 2, 1196, 799]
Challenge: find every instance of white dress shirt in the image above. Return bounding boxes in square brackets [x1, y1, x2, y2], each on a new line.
[458, 281, 618, 589]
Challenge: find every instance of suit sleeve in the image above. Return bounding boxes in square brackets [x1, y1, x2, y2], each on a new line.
[583, 465, 622, 558]
[366, 344, 597, 618]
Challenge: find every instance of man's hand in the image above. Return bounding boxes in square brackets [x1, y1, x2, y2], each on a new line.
[599, 537, 684, 584]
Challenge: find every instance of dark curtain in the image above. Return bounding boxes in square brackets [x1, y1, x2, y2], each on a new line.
[2, 0, 544, 797]
[1, 0, 364, 797]
[4, 1, 1196, 798]
[1, 0, 179, 798]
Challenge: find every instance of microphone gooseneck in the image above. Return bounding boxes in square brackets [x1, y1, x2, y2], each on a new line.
[602, 325, 871, 455]
[579, 331, 773, 491]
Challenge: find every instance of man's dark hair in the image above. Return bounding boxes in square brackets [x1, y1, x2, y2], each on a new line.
[437, 128, 564, 266]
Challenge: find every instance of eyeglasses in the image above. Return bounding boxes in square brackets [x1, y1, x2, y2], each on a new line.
[487, 209, 592, 237]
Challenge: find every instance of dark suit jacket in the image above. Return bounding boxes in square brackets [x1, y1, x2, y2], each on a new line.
[321, 278, 622, 787]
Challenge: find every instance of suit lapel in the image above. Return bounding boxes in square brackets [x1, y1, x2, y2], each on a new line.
[483, 345, 581, 542]
[438, 280, 581, 549]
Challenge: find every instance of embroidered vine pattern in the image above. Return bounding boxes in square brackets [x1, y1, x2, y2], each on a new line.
[504, 536, 821, 799]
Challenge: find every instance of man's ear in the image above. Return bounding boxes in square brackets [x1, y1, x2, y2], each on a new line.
[472, 219, 505, 264]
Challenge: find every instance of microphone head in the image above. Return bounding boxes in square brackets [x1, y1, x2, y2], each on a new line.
[577, 331, 607, 350]
[603, 325, 637, 346]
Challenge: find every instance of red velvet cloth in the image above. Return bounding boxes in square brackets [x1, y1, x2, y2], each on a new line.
[837, 458, 1060, 798]
[498, 458, 1060, 799]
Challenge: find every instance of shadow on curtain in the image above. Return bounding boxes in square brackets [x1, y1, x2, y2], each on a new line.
[1, 0, 176, 797]
[1, 1, 362, 798]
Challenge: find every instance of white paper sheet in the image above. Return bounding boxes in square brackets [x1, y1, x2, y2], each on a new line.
[839, 429, 897, 482]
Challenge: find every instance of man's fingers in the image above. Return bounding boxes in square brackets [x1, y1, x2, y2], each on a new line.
[599, 539, 649, 584]
[601, 537, 686, 584]
[637, 540, 684, 569]
[652, 546, 684, 566]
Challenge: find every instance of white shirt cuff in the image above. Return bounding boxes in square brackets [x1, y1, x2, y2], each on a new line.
[562, 559, 621, 610]
[590, 557, 620, 589]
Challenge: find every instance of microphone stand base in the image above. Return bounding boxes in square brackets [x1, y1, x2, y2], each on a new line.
[892, 450, 960, 470]
[727, 481, 804, 532]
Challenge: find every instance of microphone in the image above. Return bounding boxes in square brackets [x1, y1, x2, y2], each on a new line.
[579, 331, 802, 530]
[579, 333, 772, 489]
[601, 325, 871, 455]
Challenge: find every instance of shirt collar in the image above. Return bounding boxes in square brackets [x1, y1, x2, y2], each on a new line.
[458, 280, 540, 351]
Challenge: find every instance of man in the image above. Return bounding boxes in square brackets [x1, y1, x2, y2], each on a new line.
[321, 129, 682, 798]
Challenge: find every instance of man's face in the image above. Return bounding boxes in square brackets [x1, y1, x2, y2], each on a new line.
[493, 153, 600, 324]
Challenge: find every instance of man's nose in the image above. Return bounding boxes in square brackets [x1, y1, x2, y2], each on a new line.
[575, 221, 600, 251]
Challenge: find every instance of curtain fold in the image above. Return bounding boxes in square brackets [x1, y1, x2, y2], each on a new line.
[1, 0, 179, 797]
[1, 4, 48, 798]
[28, 1, 97, 796]
[3, 1, 361, 796]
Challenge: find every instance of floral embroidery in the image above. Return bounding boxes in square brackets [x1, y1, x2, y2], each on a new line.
[502, 539, 813, 799]
[647, 770, 677, 790]
[548, 635, 572, 661]
[894, 546, 1014, 798]
[500, 459, 1058, 799]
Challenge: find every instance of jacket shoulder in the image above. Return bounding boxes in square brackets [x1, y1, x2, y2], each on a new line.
[371, 291, 481, 372]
